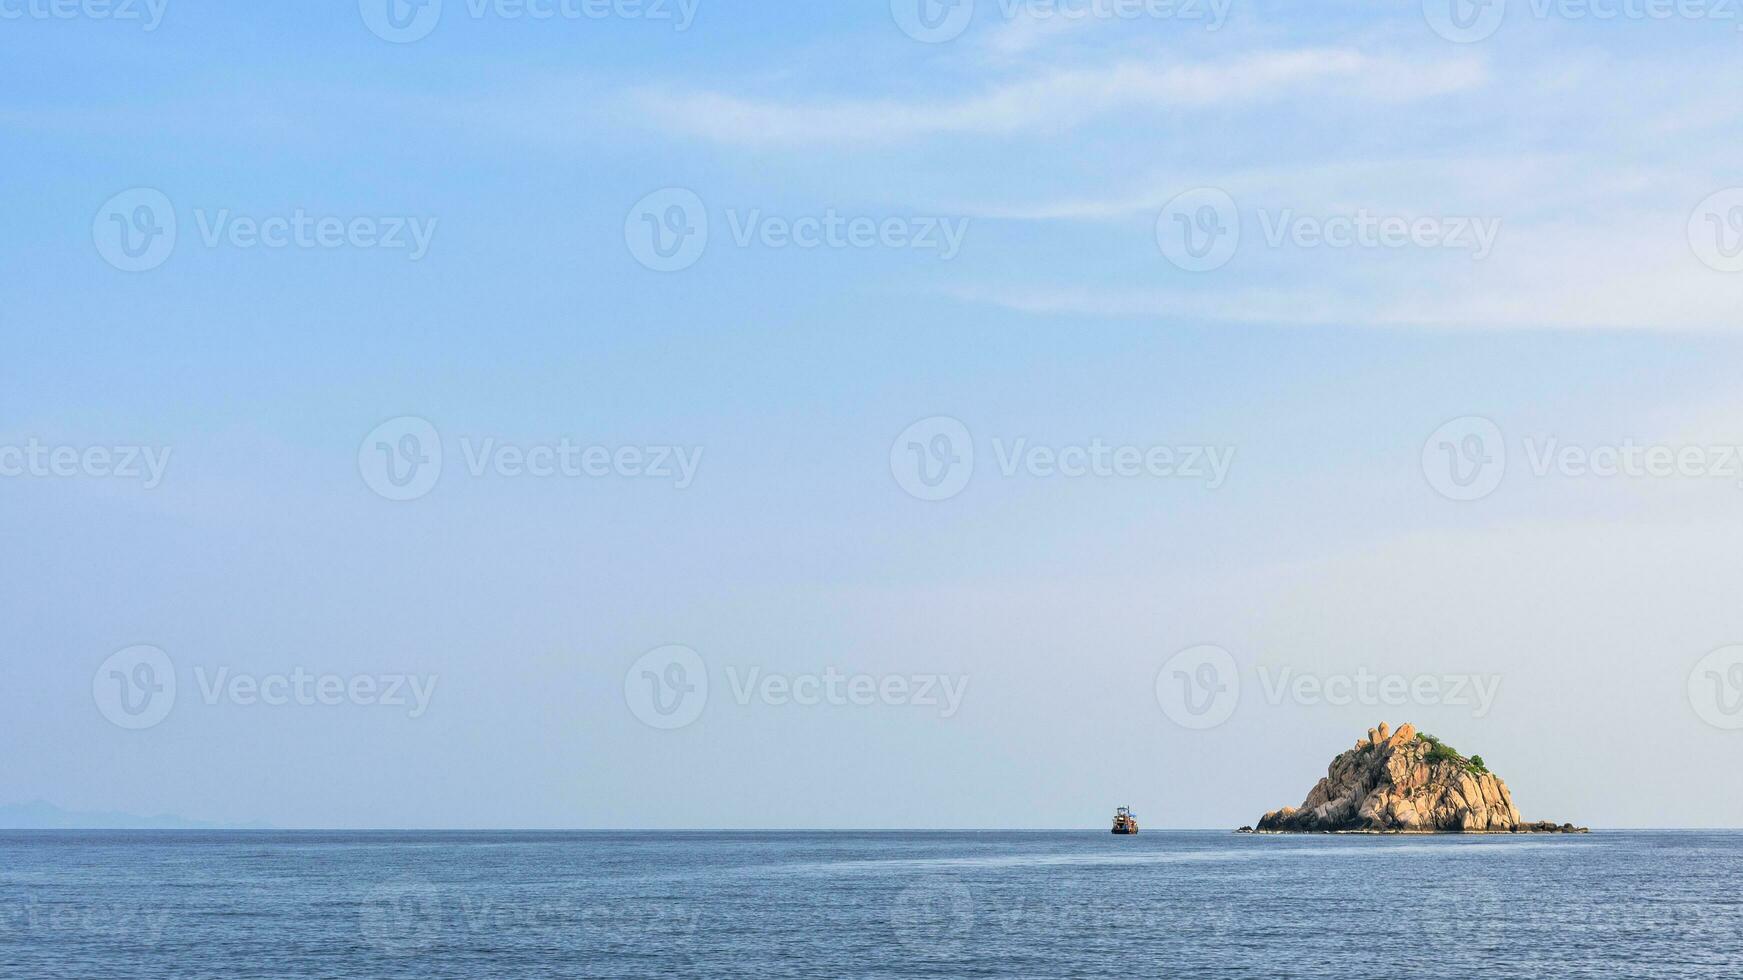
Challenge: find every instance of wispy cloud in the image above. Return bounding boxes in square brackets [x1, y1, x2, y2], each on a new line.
[632, 49, 1487, 147]
[943, 210, 1743, 331]
[942, 282, 1362, 326]
[977, 5, 1107, 59]
[946, 155, 1697, 222]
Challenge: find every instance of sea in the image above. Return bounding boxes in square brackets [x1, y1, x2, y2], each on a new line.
[2, 830, 1740, 978]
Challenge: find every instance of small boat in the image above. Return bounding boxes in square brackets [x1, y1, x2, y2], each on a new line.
[1111, 805, 1139, 835]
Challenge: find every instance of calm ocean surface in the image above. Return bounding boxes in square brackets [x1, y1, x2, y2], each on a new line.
[3, 830, 1740, 978]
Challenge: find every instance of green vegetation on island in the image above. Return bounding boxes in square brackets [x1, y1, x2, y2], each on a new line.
[1415, 732, 1489, 774]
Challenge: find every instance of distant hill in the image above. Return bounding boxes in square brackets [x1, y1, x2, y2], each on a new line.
[0, 800, 269, 830]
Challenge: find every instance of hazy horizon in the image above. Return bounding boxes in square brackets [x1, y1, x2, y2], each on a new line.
[6, 795, 1738, 832]
[8, 2, 1743, 832]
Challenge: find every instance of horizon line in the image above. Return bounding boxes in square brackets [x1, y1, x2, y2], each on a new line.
[7, 826, 1736, 833]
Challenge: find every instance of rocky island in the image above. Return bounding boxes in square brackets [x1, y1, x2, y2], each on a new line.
[1239, 722, 1587, 834]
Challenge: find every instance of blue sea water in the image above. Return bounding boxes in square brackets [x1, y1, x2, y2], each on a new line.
[2, 830, 1740, 978]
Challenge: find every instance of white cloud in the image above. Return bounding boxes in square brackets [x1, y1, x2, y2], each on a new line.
[936, 138, 1743, 332]
[945, 206, 1743, 331]
[948, 154, 1698, 223]
[978, 5, 1101, 58]
[632, 49, 1487, 147]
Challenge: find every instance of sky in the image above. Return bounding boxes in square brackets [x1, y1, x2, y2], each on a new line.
[4, 0, 1743, 829]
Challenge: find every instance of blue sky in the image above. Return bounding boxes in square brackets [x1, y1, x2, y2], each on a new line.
[5, 0, 1743, 828]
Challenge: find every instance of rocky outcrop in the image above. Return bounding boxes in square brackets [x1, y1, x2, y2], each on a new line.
[1245, 723, 1587, 834]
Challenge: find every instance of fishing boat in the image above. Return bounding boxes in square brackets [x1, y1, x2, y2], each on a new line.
[1111, 805, 1139, 835]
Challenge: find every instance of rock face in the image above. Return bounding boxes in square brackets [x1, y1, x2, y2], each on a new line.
[1248, 723, 1587, 834]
